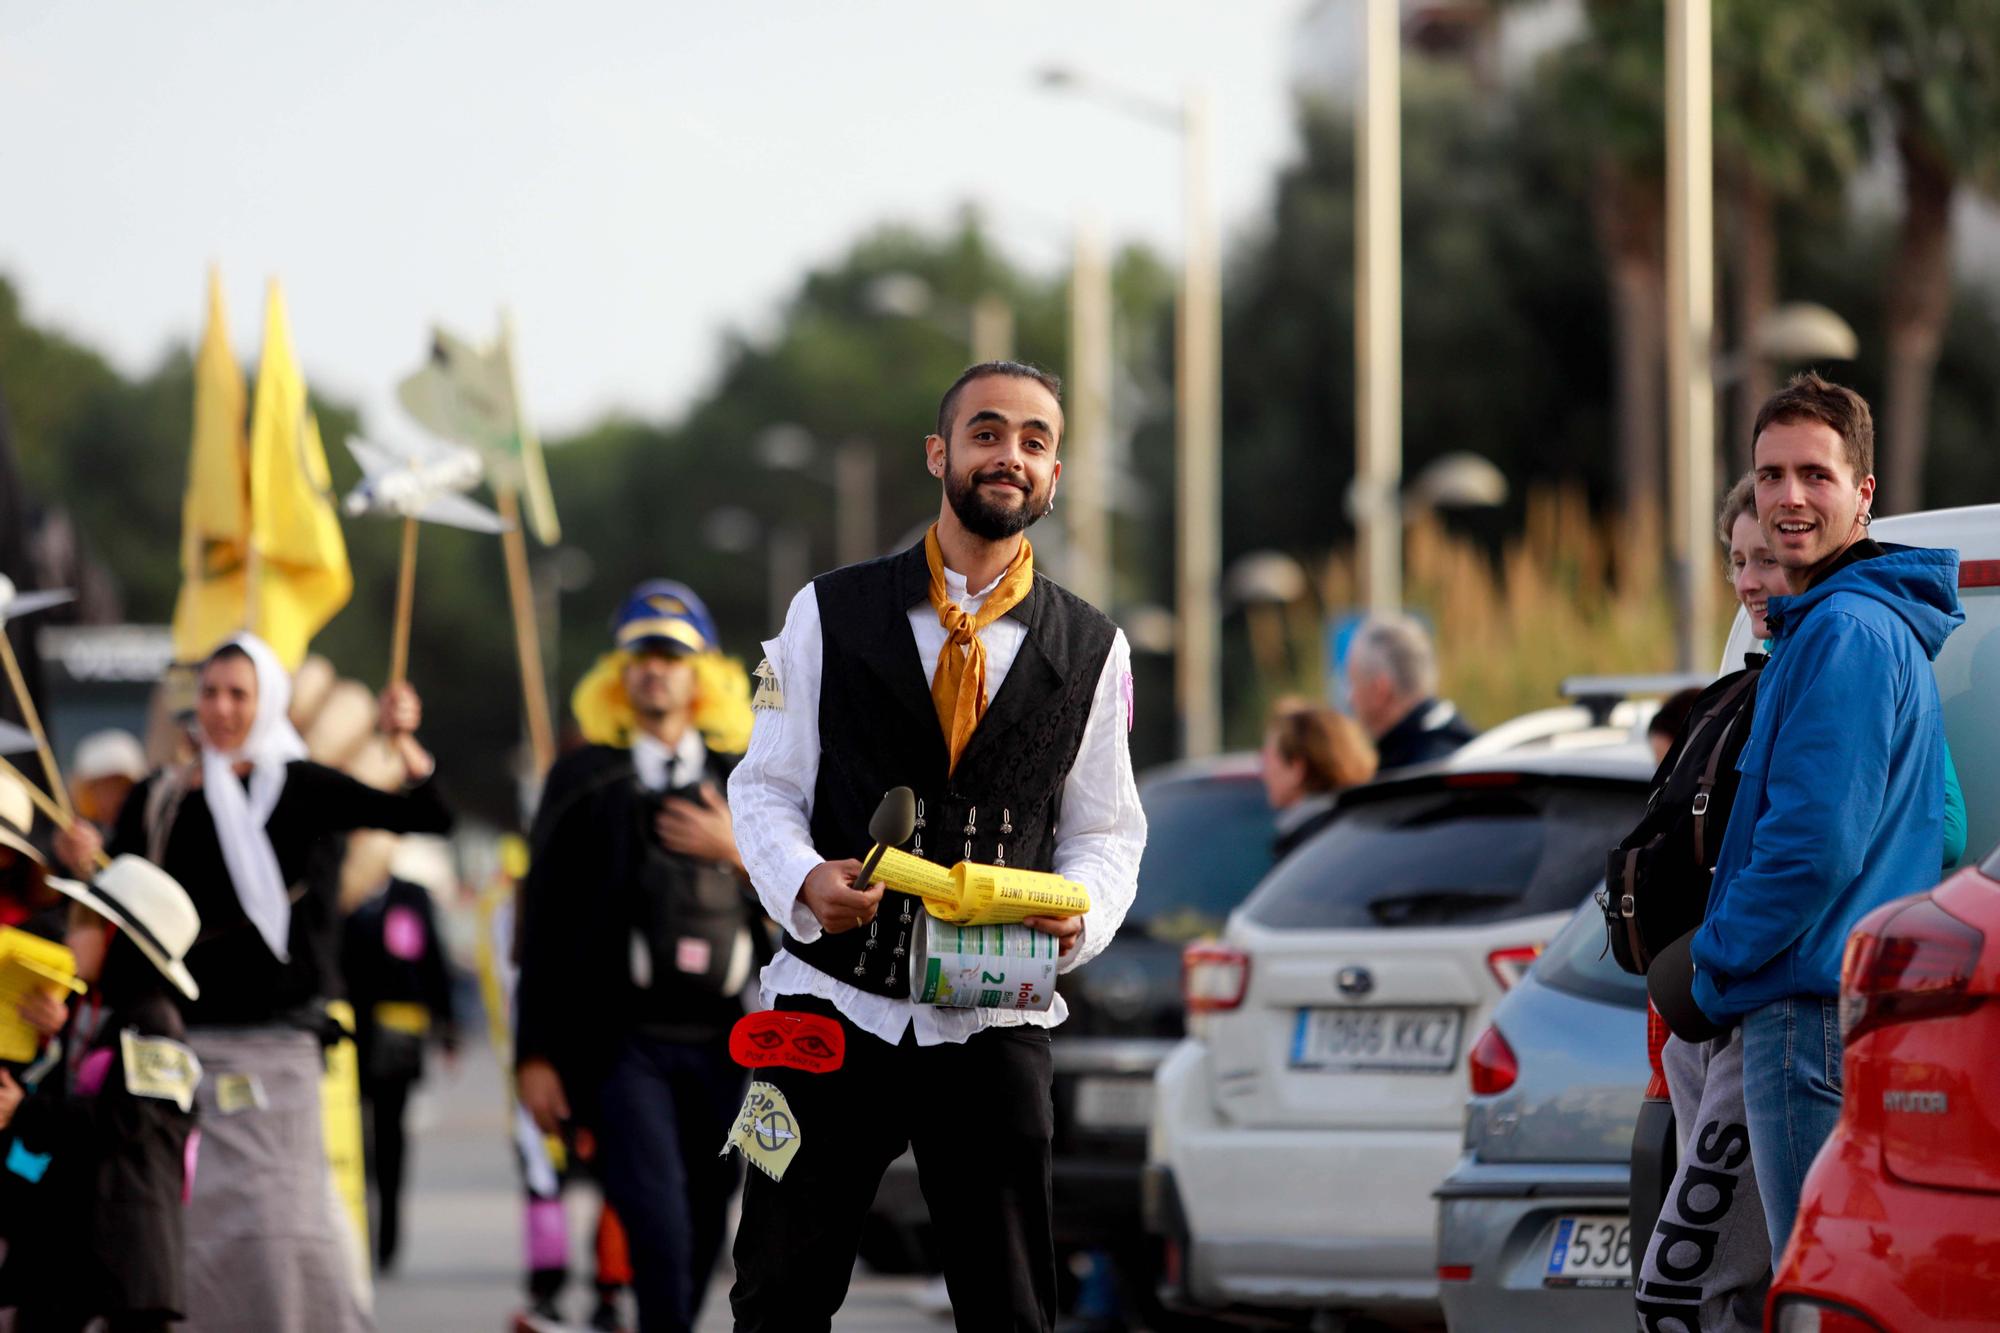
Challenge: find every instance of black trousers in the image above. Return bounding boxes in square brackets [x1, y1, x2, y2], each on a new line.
[729, 995, 1056, 1333]
[361, 1074, 414, 1268]
[595, 1032, 747, 1333]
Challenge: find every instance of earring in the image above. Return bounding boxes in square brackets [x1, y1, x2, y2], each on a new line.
[1860, 511, 1872, 527]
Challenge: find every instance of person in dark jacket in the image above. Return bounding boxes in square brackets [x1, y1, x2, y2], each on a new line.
[343, 868, 459, 1274]
[514, 582, 762, 1333]
[1260, 698, 1376, 861]
[1345, 613, 1476, 771]
[0, 855, 205, 1333]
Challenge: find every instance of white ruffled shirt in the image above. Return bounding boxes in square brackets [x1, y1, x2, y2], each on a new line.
[727, 564, 1147, 1046]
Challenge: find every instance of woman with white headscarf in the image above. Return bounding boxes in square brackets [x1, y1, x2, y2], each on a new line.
[57, 632, 453, 1333]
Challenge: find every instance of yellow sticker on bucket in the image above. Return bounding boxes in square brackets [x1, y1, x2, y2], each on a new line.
[728, 1080, 802, 1182]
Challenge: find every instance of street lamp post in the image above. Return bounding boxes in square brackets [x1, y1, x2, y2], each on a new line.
[833, 440, 878, 569]
[865, 274, 1015, 363]
[756, 423, 879, 573]
[1666, 0, 1717, 673]
[1039, 67, 1222, 758]
[1066, 218, 1114, 611]
[1357, 0, 1404, 618]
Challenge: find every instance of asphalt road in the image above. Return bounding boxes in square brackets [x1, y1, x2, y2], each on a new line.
[371, 1037, 943, 1333]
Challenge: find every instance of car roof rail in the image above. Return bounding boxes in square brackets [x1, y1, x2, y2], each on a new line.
[1559, 673, 1714, 726]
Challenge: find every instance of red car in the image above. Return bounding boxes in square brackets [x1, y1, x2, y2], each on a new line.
[1767, 846, 2000, 1331]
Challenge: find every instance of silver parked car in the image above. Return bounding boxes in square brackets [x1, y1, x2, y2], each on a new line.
[1434, 891, 1649, 1330]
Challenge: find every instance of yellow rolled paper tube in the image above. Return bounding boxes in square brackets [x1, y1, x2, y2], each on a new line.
[869, 847, 1091, 926]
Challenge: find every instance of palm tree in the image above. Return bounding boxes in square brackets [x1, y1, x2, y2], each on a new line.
[1846, 0, 2000, 511]
[1537, 3, 1670, 519]
[1532, 0, 1861, 509]
[1712, 1, 1861, 462]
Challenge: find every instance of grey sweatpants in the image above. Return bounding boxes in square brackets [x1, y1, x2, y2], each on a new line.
[1635, 1031, 1769, 1333]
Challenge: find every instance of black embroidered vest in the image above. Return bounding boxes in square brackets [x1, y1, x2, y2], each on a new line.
[784, 540, 1117, 997]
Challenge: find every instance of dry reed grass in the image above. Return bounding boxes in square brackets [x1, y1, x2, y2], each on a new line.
[1286, 487, 1727, 732]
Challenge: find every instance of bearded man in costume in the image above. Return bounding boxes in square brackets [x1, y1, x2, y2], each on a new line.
[727, 362, 1147, 1332]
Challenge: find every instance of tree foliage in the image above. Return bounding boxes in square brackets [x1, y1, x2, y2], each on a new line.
[4, 29, 2000, 812]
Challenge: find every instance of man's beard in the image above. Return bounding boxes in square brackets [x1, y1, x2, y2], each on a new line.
[945, 462, 1048, 542]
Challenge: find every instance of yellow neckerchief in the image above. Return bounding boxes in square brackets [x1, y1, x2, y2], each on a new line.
[570, 650, 755, 756]
[924, 524, 1035, 773]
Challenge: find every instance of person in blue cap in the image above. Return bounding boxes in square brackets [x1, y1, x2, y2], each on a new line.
[513, 580, 764, 1333]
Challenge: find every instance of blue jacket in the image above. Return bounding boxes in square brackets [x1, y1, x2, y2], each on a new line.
[1692, 544, 1963, 1019]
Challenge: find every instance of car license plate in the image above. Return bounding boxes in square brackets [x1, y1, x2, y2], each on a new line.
[1542, 1215, 1631, 1288]
[1073, 1076, 1154, 1131]
[1289, 1006, 1462, 1072]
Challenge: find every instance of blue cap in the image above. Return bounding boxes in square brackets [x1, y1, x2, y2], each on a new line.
[611, 580, 718, 656]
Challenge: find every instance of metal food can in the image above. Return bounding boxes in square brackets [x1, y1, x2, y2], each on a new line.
[910, 917, 1061, 1011]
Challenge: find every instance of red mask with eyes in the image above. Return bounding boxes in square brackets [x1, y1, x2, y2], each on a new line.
[729, 1011, 847, 1075]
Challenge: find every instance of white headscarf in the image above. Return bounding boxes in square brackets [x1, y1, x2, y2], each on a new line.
[200, 632, 310, 962]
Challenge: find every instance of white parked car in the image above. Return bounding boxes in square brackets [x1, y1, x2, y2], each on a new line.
[1142, 744, 1653, 1324]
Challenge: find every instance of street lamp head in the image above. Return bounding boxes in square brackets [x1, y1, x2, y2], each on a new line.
[1122, 605, 1177, 655]
[863, 271, 934, 321]
[1750, 302, 1859, 364]
[1225, 551, 1311, 608]
[1407, 452, 1509, 512]
[753, 423, 816, 473]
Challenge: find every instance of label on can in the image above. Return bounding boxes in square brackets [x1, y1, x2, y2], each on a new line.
[911, 917, 1060, 1011]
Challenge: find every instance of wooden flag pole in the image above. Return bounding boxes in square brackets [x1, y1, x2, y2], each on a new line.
[243, 539, 262, 636]
[0, 629, 73, 820]
[389, 517, 419, 688]
[496, 487, 555, 774]
[0, 753, 106, 869]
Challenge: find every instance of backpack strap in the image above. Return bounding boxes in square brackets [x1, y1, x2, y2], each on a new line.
[1690, 671, 1758, 867]
[1618, 847, 1649, 968]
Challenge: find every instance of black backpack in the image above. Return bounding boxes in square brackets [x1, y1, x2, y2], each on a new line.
[1603, 659, 1765, 975]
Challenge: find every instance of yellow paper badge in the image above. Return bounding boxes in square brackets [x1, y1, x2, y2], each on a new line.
[121, 1030, 203, 1113]
[215, 1072, 268, 1115]
[727, 1080, 802, 1182]
[751, 659, 785, 712]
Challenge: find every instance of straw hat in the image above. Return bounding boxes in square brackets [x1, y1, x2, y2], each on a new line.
[47, 856, 202, 1000]
[0, 771, 45, 867]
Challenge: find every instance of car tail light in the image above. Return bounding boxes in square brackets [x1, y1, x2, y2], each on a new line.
[1442, 771, 1522, 789]
[1467, 1025, 1517, 1095]
[1772, 1295, 1887, 1332]
[1840, 897, 1984, 1044]
[1183, 943, 1250, 1013]
[1644, 1001, 1670, 1100]
[1486, 944, 1542, 991]
[1960, 559, 2000, 588]
[1436, 1264, 1473, 1282]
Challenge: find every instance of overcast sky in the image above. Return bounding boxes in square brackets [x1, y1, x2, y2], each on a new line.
[1, 1, 1320, 437]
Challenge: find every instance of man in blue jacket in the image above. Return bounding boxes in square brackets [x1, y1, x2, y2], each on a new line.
[1689, 372, 1962, 1258]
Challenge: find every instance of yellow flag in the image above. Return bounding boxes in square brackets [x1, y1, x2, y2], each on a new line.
[246, 280, 351, 669]
[170, 268, 252, 662]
